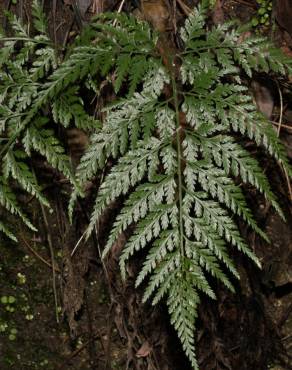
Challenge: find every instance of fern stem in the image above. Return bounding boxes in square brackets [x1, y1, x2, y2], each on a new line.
[0, 37, 51, 45]
[181, 44, 245, 55]
[170, 61, 185, 261]
[0, 124, 25, 157]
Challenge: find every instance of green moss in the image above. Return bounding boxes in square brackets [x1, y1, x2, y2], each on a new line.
[252, 0, 272, 31]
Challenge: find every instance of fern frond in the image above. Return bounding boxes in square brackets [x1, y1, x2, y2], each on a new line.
[31, 0, 48, 35]
[0, 40, 16, 68]
[187, 244, 235, 292]
[1, 5, 291, 370]
[87, 138, 161, 237]
[190, 196, 260, 266]
[180, 4, 207, 45]
[22, 119, 76, 186]
[167, 272, 200, 369]
[184, 153, 269, 238]
[4, 12, 36, 66]
[209, 135, 284, 215]
[119, 204, 177, 278]
[238, 112, 292, 173]
[114, 53, 131, 93]
[3, 149, 50, 207]
[82, 8, 292, 368]
[0, 177, 37, 231]
[7, 12, 29, 38]
[103, 176, 176, 258]
[128, 55, 149, 97]
[74, 132, 106, 186]
[135, 228, 179, 287]
[30, 46, 56, 80]
[52, 86, 100, 129]
[63, 93, 158, 198]
[143, 250, 180, 304]
[0, 220, 17, 242]
[233, 36, 292, 76]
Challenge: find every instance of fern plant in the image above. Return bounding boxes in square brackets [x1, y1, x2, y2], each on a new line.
[0, 0, 99, 239]
[74, 8, 292, 369]
[1, 2, 292, 368]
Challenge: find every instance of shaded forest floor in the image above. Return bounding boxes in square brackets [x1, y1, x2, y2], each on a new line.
[0, 0, 291, 369]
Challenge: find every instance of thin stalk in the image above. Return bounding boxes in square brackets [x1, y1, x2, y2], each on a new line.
[170, 60, 185, 262]
[0, 37, 52, 45]
[181, 44, 249, 55]
[39, 200, 59, 323]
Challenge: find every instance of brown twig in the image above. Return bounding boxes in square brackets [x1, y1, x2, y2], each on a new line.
[271, 121, 292, 131]
[282, 155, 292, 203]
[57, 333, 102, 370]
[3, 0, 12, 30]
[91, 0, 103, 14]
[19, 234, 60, 273]
[62, 16, 75, 49]
[276, 81, 284, 137]
[229, 0, 257, 9]
[176, 0, 192, 16]
[275, 82, 292, 201]
[113, 0, 127, 26]
[40, 202, 60, 323]
[53, 0, 57, 44]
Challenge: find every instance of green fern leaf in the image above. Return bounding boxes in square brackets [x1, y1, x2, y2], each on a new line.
[31, 0, 48, 35]
[87, 138, 161, 237]
[114, 53, 131, 93]
[128, 55, 149, 97]
[22, 119, 76, 186]
[1, 6, 291, 370]
[3, 149, 50, 208]
[0, 220, 17, 242]
[30, 46, 56, 80]
[167, 274, 200, 369]
[79, 9, 292, 369]
[0, 177, 37, 231]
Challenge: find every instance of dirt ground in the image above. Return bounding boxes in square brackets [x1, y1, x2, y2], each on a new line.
[0, 1, 291, 369]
